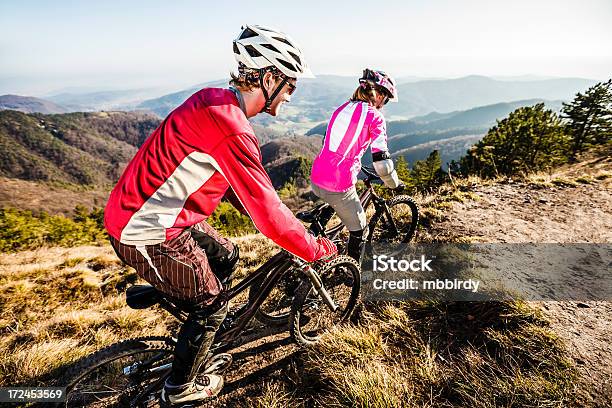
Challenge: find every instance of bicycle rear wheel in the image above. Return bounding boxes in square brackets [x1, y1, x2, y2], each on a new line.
[63, 337, 175, 407]
[368, 195, 419, 246]
[290, 255, 361, 347]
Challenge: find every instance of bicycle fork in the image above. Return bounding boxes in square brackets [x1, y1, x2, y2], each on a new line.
[294, 259, 339, 312]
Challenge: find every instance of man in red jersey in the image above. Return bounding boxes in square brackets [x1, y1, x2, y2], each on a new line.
[104, 24, 336, 406]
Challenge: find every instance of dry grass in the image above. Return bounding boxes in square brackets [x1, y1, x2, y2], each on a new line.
[294, 300, 582, 407]
[245, 382, 300, 408]
[0, 245, 172, 386]
[525, 144, 612, 189]
[413, 176, 485, 239]
[233, 234, 278, 279]
[0, 237, 281, 388]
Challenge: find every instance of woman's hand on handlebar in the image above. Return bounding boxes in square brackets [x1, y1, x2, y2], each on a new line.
[392, 182, 406, 194]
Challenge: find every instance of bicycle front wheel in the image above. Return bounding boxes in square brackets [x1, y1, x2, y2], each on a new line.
[368, 195, 419, 246]
[63, 336, 175, 407]
[290, 255, 361, 347]
[249, 267, 301, 327]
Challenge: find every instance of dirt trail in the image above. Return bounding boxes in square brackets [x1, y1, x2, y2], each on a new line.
[428, 153, 612, 406]
[196, 153, 611, 407]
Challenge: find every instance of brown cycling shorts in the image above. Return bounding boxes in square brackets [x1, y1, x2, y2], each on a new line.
[109, 221, 235, 306]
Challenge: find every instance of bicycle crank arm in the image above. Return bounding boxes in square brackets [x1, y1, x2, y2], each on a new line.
[297, 261, 339, 312]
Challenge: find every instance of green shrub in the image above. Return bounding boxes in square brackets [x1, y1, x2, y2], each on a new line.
[0, 206, 106, 252]
[207, 201, 255, 236]
[460, 103, 570, 177]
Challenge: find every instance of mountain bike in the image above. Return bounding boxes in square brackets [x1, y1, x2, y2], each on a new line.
[62, 252, 360, 407]
[250, 166, 419, 326]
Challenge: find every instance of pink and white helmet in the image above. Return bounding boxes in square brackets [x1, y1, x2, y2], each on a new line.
[359, 68, 398, 102]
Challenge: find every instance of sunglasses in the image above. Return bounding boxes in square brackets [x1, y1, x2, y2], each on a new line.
[286, 81, 297, 95]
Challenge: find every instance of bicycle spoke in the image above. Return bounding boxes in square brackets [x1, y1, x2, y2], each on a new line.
[67, 348, 173, 407]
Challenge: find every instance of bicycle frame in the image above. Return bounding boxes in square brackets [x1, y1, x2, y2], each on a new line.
[155, 249, 337, 349]
[215, 251, 294, 343]
[311, 169, 395, 240]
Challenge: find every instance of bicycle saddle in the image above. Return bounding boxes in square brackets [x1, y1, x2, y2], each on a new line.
[126, 285, 162, 309]
[296, 203, 330, 223]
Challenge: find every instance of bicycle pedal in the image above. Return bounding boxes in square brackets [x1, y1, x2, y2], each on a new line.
[202, 353, 233, 374]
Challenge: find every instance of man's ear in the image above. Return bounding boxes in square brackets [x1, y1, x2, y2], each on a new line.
[262, 71, 275, 91]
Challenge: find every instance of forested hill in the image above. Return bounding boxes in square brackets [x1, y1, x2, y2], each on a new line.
[0, 110, 159, 186]
[0, 110, 312, 192]
[261, 135, 322, 188]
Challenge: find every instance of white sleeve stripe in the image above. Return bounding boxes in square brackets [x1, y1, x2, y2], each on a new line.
[121, 152, 218, 245]
[327, 102, 358, 153]
[342, 102, 368, 157]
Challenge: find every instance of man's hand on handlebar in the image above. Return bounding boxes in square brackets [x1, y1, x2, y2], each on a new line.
[313, 236, 338, 262]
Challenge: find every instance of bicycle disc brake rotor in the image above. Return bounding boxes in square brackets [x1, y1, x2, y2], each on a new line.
[202, 353, 233, 374]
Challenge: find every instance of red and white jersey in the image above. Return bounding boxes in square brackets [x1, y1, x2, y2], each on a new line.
[104, 88, 321, 262]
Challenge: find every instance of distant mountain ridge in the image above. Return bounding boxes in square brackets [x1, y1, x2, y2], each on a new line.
[388, 98, 564, 135]
[0, 94, 69, 114]
[384, 75, 594, 118]
[137, 76, 595, 130]
[47, 88, 168, 111]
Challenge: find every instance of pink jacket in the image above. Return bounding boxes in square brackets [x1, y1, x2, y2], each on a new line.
[311, 101, 389, 192]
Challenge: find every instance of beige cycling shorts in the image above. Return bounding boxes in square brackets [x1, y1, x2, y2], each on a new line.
[311, 183, 367, 232]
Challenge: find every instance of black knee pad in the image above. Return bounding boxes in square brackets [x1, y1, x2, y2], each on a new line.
[225, 244, 240, 270]
[348, 228, 368, 262]
[211, 245, 239, 285]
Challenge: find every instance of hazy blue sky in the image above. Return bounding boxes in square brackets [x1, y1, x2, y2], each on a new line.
[1, 0, 611, 95]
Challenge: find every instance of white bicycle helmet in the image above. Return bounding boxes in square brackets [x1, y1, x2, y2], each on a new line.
[233, 24, 314, 79]
[359, 68, 398, 102]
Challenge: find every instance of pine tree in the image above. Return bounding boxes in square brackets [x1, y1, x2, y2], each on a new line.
[561, 79, 612, 154]
[394, 155, 414, 189]
[411, 150, 444, 191]
[460, 104, 569, 177]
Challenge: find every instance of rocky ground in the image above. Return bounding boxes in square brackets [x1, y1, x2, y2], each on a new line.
[426, 151, 612, 406]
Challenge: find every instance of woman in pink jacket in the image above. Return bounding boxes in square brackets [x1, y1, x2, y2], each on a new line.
[311, 69, 403, 261]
